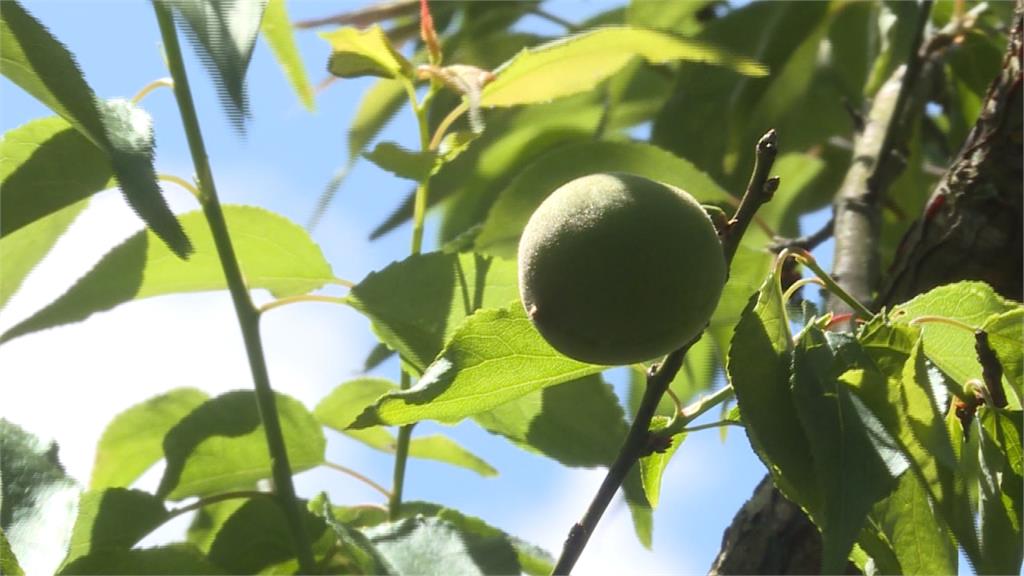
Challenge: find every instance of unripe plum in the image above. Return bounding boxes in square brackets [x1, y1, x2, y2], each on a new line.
[517, 172, 726, 365]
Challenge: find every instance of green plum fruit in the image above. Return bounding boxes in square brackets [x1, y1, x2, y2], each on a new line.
[517, 172, 726, 365]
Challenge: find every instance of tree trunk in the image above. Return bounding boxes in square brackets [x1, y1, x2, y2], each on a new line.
[710, 5, 1022, 574]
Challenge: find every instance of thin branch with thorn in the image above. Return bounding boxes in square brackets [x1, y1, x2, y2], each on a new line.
[551, 129, 780, 575]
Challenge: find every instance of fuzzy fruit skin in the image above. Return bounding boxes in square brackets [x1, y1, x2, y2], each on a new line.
[517, 172, 726, 365]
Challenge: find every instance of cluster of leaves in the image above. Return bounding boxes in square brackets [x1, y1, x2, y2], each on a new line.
[731, 264, 1021, 574]
[1, 0, 1020, 574]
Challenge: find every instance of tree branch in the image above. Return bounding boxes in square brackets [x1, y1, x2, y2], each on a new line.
[828, 0, 934, 323]
[551, 130, 780, 575]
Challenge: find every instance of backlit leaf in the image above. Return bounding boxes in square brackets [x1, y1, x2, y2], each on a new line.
[91, 388, 210, 490]
[260, 0, 314, 111]
[315, 378, 497, 477]
[791, 326, 897, 572]
[1, 199, 88, 311]
[363, 512, 520, 575]
[354, 304, 604, 427]
[1, 206, 333, 343]
[161, 0, 267, 128]
[60, 489, 168, 568]
[893, 281, 1021, 396]
[978, 409, 1023, 574]
[481, 26, 766, 109]
[157, 391, 325, 500]
[0, 528, 23, 576]
[727, 265, 819, 510]
[638, 417, 685, 508]
[58, 544, 221, 575]
[345, 251, 518, 375]
[364, 141, 437, 182]
[208, 497, 327, 574]
[474, 375, 627, 468]
[2, 2, 190, 256]
[0, 420, 79, 576]
[323, 25, 414, 80]
[0, 116, 109, 238]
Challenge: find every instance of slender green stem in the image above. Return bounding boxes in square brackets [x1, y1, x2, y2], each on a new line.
[259, 295, 349, 315]
[166, 490, 271, 521]
[157, 173, 201, 202]
[786, 249, 874, 319]
[323, 461, 392, 499]
[153, 4, 315, 572]
[131, 77, 173, 104]
[389, 418, 414, 520]
[681, 420, 744, 434]
[782, 277, 826, 305]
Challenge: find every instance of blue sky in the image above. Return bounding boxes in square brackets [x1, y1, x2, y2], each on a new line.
[0, 2, 850, 574]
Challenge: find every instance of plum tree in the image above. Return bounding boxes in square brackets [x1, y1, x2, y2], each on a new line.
[517, 172, 726, 365]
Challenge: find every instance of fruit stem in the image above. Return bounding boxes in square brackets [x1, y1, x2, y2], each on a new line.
[551, 130, 780, 575]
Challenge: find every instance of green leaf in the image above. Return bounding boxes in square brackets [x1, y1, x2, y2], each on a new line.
[186, 498, 246, 554]
[1, 2, 190, 256]
[893, 281, 1021, 393]
[91, 388, 209, 490]
[157, 391, 325, 500]
[626, 0, 706, 35]
[623, 467, 654, 549]
[981, 309, 1024, 408]
[727, 266, 819, 511]
[509, 536, 554, 576]
[0, 116, 109, 238]
[345, 251, 518, 375]
[707, 244, 774, 364]
[481, 26, 766, 109]
[474, 375, 628, 468]
[308, 79, 407, 229]
[638, 418, 685, 508]
[1, 199, 88, 311]
[58, 544, 222, 575]
[473, 140, 734, 258]
[363, 513, 520, 575]
[651, 1, 834, 189]
[208, 497, 327, 574]
[372, 97, 600, 243]
[260, 0, 314, 111]
[309, 495, 393, 574]
[350, 80, 407, 163]
[842, 323, 982, 567]
[161, 0, 267, 128]
[978, 409, 1023, 574]
[407, 436, 498, 477]
[323, 25, 414, 80]
[0, 419, 79, 576]
[0, 528, 23, 576]
[363, 342, 396, 372]
[315, 377, 396, 433]
[61, 489, 168, 568]
[1, 206, 333, 344]
[354, 303, 604, 427]
[316, 378, 498, 476]
[866, 471, 956, 575]
[791, 327, 898, 573]
[1, 1, 106, 144]
[364, 142, 437, 182]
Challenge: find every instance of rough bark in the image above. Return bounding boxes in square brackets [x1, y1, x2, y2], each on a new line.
[710, 4, 1022, 574]
[880, 8, 1023, 305]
